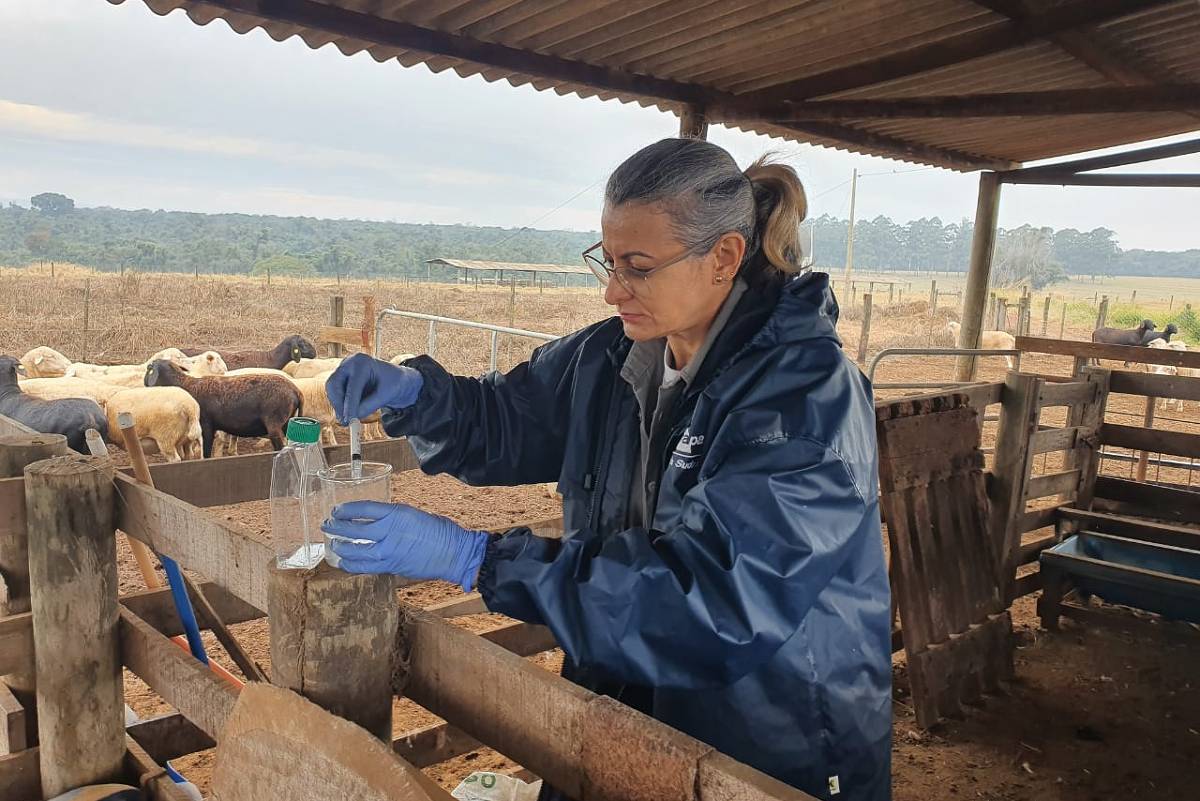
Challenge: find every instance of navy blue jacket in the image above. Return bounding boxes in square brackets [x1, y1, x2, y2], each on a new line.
[383, 272, 892, 801]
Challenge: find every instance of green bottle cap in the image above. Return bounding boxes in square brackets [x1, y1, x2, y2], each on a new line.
[286, 417, 321, 444]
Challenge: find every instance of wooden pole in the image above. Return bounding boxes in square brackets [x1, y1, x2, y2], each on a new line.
[888, 283, 894, 304]
[82, 278, 91, 362]
[1059, 302, 1068, 339]
[329, 295, 346, 357]
[928, 279, 938, 312]
[1041, 295, 1051, 336]
[0, 433, 69, 748]
[843, 168, 858, 283]
[268, 563, 398, 742]
[857, 293, 873, 365]
[955, 172, 1002, 382]
[1135, 396, 1156, 482]
[1096, 295, 1110, 329]
[25, 455, 124, 796]
[678, 104, 708, 139]
[362, 296, 376, 354]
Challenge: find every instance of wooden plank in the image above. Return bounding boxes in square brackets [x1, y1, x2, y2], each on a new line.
[0, 684, 25, 754]
[1017, 534, 1057, 564]
[140, 437, 418, 508]
[124, 736, 196, 801]
[0, 746, 39, 801]
[479, 621, 557, 656]
[1058, 507, 1200, 551]
[119, 607, 239, 741]
[1041, 547, 1200, 597]
[1094, 476, 1200, 525]
[425, 592, 487, 618]
[127, 713, 215, 766]
[1016, 336, 1200, 370]
[1030, 426, 1081, 455]
[122, 581, 264, 637]
[1109, 370, 1200, 403]
[393, 721, 482, 769]
[318, 324, 366, 348]
[1101, 423, 1200, 461]
[0, 611, 31, 678]
[0, 681, 24, 757]
[0, 414, 37, 439]
[988, 373, 1042, 593]
[1037, 380, 1096, 407]
[1025, 469, 1081, 501]
[1019, 507, 1060, 535]
[114, 474, 272, 611]
[875, 382, 1003, 411]
[1012, 570, 1043, 599]
[698, 750, 819, 801]
[1069, 369, 1110, 513]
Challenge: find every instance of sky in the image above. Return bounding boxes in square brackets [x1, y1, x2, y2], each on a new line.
[2, 0, 1198, 252]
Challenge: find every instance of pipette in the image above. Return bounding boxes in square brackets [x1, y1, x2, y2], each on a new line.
[349, 417, 363, 479]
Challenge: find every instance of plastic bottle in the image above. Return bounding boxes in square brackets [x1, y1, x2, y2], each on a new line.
[270, 417, 328, 569]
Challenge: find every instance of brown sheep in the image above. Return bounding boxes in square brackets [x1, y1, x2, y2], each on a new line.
[181, 334, 317, 371]
[144, 359, 301, 458]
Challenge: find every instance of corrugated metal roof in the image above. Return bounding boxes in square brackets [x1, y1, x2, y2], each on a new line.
[429, 258, 593, 275]
[109, 0, 1200, 170]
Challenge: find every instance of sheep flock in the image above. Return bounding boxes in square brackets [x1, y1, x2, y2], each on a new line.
[3, 336, 416, 460]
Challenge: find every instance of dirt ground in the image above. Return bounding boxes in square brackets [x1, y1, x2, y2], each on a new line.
[7, 268, 1199, 798]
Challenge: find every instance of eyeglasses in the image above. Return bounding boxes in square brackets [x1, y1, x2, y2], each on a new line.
[582, 240, 698, 295]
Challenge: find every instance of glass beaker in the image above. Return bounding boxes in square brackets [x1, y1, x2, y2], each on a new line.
[319, 462, 394, 560]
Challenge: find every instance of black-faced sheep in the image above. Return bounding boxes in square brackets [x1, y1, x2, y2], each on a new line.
[0, 356, 108, 452]
[1092, 319, 1155, 346]
[144, 359, 301, 458]
[181, 335, 316, 371]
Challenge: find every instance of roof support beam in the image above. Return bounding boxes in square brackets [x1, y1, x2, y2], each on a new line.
[741, 86, 1200, 122]
[1006, 136, 1200, 175]
[732, 0, 1183, 107]
[1000, 173, 1200, 187]
[184, 0, 1003, 170]
[972, 0, 1175, 87]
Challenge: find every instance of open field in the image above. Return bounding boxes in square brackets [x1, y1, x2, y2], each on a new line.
[4, 264, 1200, 799]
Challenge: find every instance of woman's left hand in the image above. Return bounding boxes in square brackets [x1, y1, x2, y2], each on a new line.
[322, 501, 489, 590]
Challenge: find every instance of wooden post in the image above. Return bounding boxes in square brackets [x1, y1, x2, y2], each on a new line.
[888, 283, 894, 304]
[1169, 294, 1174, 311]
[988, 373, 1042, 602]
[329, 295, 345, 357]
[1041, 295, 1052, 336]
[678, 104, 708, 139]
[268, 563, 398, 741]
[1131, 289, 1137, 305]
[25, 455, 123, 795]
[361, 296, 376, 354]
[1059, 301, 1068, 339]
[955, 172, 1002, 382]
[857, 293, 873, 365]
[1135, 396, 1156, 482]
[1096, 295, 1110, 329]
[509, 278, 517, 329]
[82, 278, 91, 362]
[928, 279, 938, 312]
[0, 434, 69, 748]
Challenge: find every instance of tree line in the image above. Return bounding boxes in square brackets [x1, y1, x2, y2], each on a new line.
[2, 194, 1197, 287]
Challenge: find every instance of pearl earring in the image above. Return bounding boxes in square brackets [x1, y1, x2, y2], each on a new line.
[714, 275, 726, 284]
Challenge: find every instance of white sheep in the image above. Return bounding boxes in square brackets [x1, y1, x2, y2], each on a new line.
[222, 367, 292, 378]
[284, 357, 343, 379]
[65, 362, 149, 388]
[147, 348, 228, 376]
[18, 376, 124, 408]
[946, 322, 1016, 369]
[106, 387, 203, 461]
[19, 346, 72, 378]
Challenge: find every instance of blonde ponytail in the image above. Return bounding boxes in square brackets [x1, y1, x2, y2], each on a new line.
[744, 156, 808, 275]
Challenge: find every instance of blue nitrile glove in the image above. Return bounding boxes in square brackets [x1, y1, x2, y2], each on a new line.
[321, 501, 489, 590]
[325, 352, 423, 425]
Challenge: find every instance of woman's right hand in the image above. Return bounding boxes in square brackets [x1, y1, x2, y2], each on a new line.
[325, 353, 424, 425]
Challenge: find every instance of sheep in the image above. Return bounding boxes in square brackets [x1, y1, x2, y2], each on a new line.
[18, 376, 124, 408]
[181, 334, 316, 371]
[148, 348, 229, 376]
[144, 360, 301, 458]
[284, 357, 343, 379]
[19, 346, 72, 378]
[946, 322, 1016, 369]
[106, 387, 203, 462]
[389, 353, 418, 366]
[0, 356, 108, 452]
[223, 367, 292, 379]
[65, 363, 150, 388]
[1093, 319, 1155, 346]
[293, 371, 339, 445]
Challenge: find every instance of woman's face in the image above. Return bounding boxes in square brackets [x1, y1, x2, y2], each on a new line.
[599, 202, 744, 343]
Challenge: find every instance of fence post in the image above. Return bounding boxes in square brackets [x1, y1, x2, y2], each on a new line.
[329, 295, 345, 357]
[25, 455, 123, 796]
[268, 563, 399, 742]
[1135, 397, 1156, 482]
[1130, 289, 1137, 305]
[1169, 294, 1174, 311]
[1041, 295, 1051, 336]
[0, 434, 70, 748]
[82, 278, 91, 362]
[888, 283, 894, 304]
[988, 373, 1042, 603]
[1096, 295, 1110, 329]
[857, 293, 873, 365]
[998, 299, 1008, 332]
[1059, 302, 1068, 339]
[361, 296, 375, 354]
[928, 279, 937, 311]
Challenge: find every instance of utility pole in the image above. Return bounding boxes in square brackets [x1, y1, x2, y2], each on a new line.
[843, 168, 858, 283]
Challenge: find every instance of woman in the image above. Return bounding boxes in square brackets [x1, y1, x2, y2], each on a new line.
[324, 138, 891, 801]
